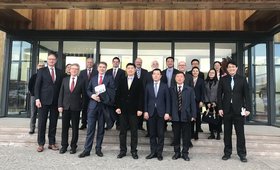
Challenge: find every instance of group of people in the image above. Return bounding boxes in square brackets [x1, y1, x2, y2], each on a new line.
[29, 52, 251, 163]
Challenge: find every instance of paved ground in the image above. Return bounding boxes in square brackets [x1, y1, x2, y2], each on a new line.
[0, 118, 279, 170]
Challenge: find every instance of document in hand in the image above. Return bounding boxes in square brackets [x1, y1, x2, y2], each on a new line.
[95, 84, 106, 95]
[241, 107, 246, 116]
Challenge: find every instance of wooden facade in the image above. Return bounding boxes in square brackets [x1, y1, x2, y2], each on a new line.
[14, 9, 254, 31]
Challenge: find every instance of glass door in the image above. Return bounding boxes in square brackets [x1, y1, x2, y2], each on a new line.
[8, 41, 32, 116]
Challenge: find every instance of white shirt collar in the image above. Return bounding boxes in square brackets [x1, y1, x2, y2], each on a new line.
[177, 83, 184, 90]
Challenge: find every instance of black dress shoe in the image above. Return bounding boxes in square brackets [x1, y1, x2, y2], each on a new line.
[189, 142, 193, 148]
[59, 148, 67, 154]
[145, 134, 150, 137]
[70, 148, 76, 154]
[78, 151, 90, 158]
[216, 134, 221, 140]
[79, 125, 86, 130]
[222, 155, 231, 160]
[132, 152, 138, 159]
[182, 154, 190, 161]
[157, 155, 163, 161]
[170, 142, 175, 146]
[172, 153, 181, 160]
[240, 157, 247, 162]
[208, 135, 215, 139]
[145, 153, 157, 159]
[117, 152, 126, 158]
[96, 151, 103, 157]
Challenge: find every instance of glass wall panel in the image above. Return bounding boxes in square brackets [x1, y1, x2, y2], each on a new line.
[215, 43, 236, 62]
[175, 43, 210, 74]
[8, 41, 32, 116]
[100, 42, 132, 69]
[63, 41, 96, 71]
[38, 41, 59, 66]
[138, 42, 171, 71]
[251, 44, 267, 123]
[275, 39, 280, 125]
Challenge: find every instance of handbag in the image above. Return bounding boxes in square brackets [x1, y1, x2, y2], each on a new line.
[202, 109, 219, 125]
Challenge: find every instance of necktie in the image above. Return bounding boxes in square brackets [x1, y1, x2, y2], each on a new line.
[88, 69, 91, 80]
[231, 77, 234, 90]
[70, 77, 75, 92]
[113, 69, 116, 79]
[154, 82, 158, 97]
[51, 67, 55, 82]
[99, 75, 103, 85]
[178, 86, 182, 111]
[137, 69, 141, 79]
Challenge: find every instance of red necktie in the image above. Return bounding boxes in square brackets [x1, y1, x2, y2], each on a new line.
[99, 75, 103, 85]
[70, 77, 75, 92]
[51, 68, 55, 82]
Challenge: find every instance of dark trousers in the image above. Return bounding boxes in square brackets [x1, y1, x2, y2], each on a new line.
[84, 105, 105, 152]
[148, 110, 165, 155]
[81, 97, 89, 126]
[119, 112, 138, 154]
[61, 110, 80, 149]
[138, 114, 144, 129]
[223, 105, 246, 157]
[37, 104, 59, 146]
[29, 96, 37, 131]
[173, 121, 191, 156]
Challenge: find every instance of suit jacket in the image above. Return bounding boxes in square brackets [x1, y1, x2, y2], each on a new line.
[106, 68, 125, 90]
[188, 70, 205, 80]
[161, 68, 180, 87]
[204, 80, 219, 103]
[116, 76, 144, 114]
[34, 67, 63, 106]
[184, 72, 193, 87]
[144, 82, 170, 117]
[192, 77, 205, 102]
[170, 85, 196, 122]
[87, 74, 115, 110]
[217, 74, 251, 114]
[146, 71, 153, 84]
[58, 76, 85, 111]
[135, 68, 148, 88]
[28, 73, 37, 96]
[79, 68, 98, 101]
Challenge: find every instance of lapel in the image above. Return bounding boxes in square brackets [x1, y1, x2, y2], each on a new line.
[129, 77, 137, 91]
[66, 77, 71, 92]
[92, 75, 98, 87]
[45, 67, 53, 83]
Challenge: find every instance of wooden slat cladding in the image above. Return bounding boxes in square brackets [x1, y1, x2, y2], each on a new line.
[0, 0, 279, 10]
[16, 9, 254, 31]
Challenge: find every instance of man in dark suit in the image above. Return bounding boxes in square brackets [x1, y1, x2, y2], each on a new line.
[188, 59, 205, 80]
[78, 62, 115, 158]
[106, 57, 125, 130]
[134, 57, 148, 131]
[115, 63, 144, 159]
[217, 61, 251, 163]
[28, 63, 44, 134]
[35, 52, 64, 152]
[144, 69, 170, 161]
[161, 57, 180, 88]
[170, 72, 196, 161]
[58, 64, 85, 154]
[79, 58, 97, 130]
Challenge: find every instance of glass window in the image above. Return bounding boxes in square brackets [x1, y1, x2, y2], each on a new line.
[215, 43, 236, 62]
[8, 41, 32, 115]
[138, 42, 171, 71]
[63, 41, 96, 71]
[100, 42, 133, 69]
[38, 41, 59, 66]
[175, 43, 210, 74]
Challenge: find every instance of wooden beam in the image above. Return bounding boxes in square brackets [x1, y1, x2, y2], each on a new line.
[0, 9, 30, 31]
[245, 10, 280, 31]
[0, 0, 279, 10]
